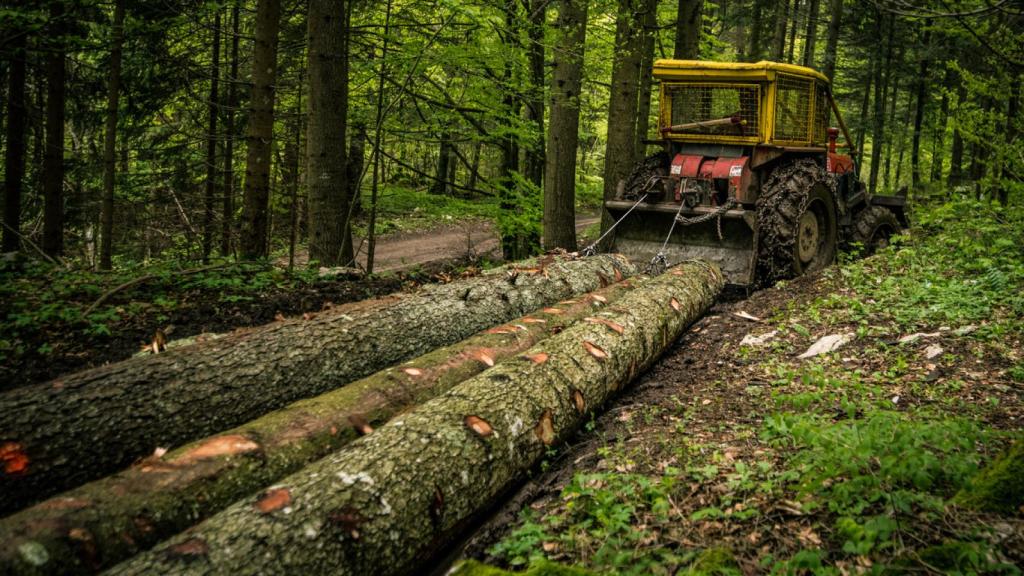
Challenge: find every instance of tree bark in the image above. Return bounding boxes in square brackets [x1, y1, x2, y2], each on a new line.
[239, 0, 281, 260]
[0, 254, 636, 515]
[0, 279, 640, 575]
[42, 1, 66, 258]
[306, 0, 353, 266]
[524, 0, 546, 192]
[98, 0, 126, 269]
[222, 0, 240, 256]
[430, 134, 453, 195]
[542, 0, 588, 251]
[673, 0, 702, 59]
[599, 0, 646, 249]
[3, 31, 27, 253]
[203, 8, 222, 262]
[821, 0, 842, 82]
[635, 0, 658, 160]
[106, 261, 723, 576]
[911, 29, 931, 190]
[346, 122, 366, 216]
[868, 12, 892, 196]
[801, 0, 820, 69]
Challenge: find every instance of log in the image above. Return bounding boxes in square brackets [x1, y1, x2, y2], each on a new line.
[108, 261, 723, 576]
[0, 280, 639, 575]
[0, 254, 635, 515]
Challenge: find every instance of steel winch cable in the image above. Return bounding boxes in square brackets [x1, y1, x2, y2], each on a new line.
[580, 192, 649, 257]
[644, 196, 689, 276]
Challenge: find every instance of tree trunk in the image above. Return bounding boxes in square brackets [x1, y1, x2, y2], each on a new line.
[203, 8, 222, 262]
[911, 29, 931, 190]
[855, 47, 875, 174]
[0, 254, 635, 514]
[98, 0, 126, 269]
[786, 0, 800, 64]
[222, 1, 240, 256]
[868, 12, 892, 196]
[930, 66, 954, 184]
[821, 0, 841, 81]
[106, 261, 723, 576]
[634, 0, 658, 160]
[771, 0, 789, 61]
[1000, 75, 1020, 205]
[747, 0, 765, 62]
[524, 0, 546, 191]
[3, 31, 27, 253]
[239, 0, 281, 260]
[42, 2, 66, 258]
[883, 70, 902, 192]
[801, 0, 820, 68]
[948, 84, 966, 188]
[365, 0, 393, 274]
[0, 277, 641, 575]
[498, 0, 534, 261]
[673, 0, 702, 59]
[599, 0, 646, 249]
[306, 0, 352, 266]
[346, 122, 367, 216]
[430, 134, 453, 195]
[542, 0, 588, 251]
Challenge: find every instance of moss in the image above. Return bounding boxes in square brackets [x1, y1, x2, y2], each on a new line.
[954, 439, 1024, 515]
[680, 547, 740, 576]
[450, 559, 599, 576]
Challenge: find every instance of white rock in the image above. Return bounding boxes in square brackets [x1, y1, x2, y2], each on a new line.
[924, 344, 943, 359]
[797, 333, 855, 359]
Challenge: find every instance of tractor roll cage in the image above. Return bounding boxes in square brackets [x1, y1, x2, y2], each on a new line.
[655, 60, 835, 149]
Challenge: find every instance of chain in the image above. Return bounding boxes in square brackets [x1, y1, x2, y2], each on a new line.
[674, 199, 737, 241]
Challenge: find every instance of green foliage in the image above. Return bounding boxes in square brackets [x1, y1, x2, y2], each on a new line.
[450, 559, 599, 576]
[954, 440, 1024, 515]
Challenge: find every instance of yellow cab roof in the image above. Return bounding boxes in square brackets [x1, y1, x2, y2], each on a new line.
[653, 60, 829, 84]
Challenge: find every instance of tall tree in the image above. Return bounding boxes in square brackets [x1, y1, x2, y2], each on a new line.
[98, 0, 126, 269]
[222, 0, 240, 256]
[930, 65, 954, 183]
[306, 0, 353, 266]
[600, 0, 646, 245]
[673, 0, 703, 60]
[524, 0, 546, 192]
[771, 0, 789, 61]
[786, 0, 800, 64]
[42, 1, 67, 257]
[911, 28, 932, 190]
[801, 0, 820, 68]
[542, 0, 588, 251]
[634, 0, 658, 160]
[821, 0, 842, 81]
[3, 30, 27, 253]
[868, 12, 892, 196]
[202, 7, 221, 262]
[239, 0, 282, 260]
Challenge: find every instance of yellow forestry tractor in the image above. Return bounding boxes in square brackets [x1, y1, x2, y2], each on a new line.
[595, 60, 907, 287]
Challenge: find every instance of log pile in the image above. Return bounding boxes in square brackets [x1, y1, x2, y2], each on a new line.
[0, 253, 635, 514]
[107, 261, 723, 575]
[0, 279, 640, 575]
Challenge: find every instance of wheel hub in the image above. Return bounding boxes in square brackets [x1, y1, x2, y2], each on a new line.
[797, 209, 819, 264]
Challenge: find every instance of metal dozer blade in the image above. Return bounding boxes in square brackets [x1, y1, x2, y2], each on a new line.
[601, 199, 758, 287]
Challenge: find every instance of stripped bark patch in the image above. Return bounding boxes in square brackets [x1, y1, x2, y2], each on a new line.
[590, 294, 608, 304]
[541, 307, 564, 315]
[402, 367, 424, 377]
[614, 267, 624, 282]
[464, 415, 493, 437]
[585, 317, 625, 335]
[521, 317, 546, 324]
[597, 272, 610, 287]
[485, 327, 513, 335]
[348, 415, 374, 436]
[583, 341, 608, 360]
[37, 497, 92, 510]
[472, 349, 495, 367]
[0, 442, 29, 475]
[178, 435, 259, 462]
[168, 537, 209, 559]
[572, 389, 586, 414]
[559, 299, 578, 305]
[534, 410, 555, 445]
[255, 488, 291, 513]
[524, 352, 549, 364]
[670, 297, 682, 312]
[328, 506, 365, 539]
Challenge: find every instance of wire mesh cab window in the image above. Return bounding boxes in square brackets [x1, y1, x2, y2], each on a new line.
[812, 82, 830, 145]
[666, 84, 759, 139]
[774, 74, 813, 143]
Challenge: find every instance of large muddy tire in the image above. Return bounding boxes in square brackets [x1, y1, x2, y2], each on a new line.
[756, 159, 838, 285]
[619, 151, 669, 200]
[849, 205, 899, 254]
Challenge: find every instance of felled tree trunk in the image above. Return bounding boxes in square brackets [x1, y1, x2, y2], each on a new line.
[0, 254, 635, 516]
[108, 261, 723, 576]
[0, 280, 639, 575]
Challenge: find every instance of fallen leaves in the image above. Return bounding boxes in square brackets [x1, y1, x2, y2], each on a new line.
[464, 415, 493, 437]
[583, 341, 608, 360]
[254, 488, 291, 513]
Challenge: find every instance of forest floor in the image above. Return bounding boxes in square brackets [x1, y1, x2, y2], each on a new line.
[458, 199, 1024, 575]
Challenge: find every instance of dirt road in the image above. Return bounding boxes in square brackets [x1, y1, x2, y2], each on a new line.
[352, 214, 601, 273]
